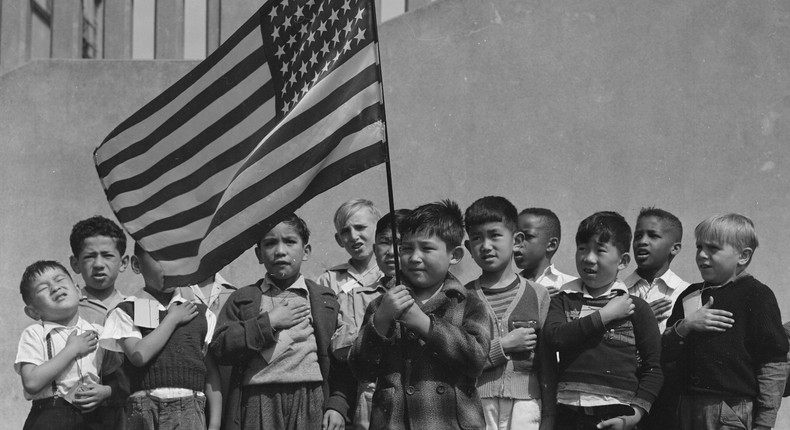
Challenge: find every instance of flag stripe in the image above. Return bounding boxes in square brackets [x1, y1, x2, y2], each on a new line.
[105, 80, 275, 203]
[161, 142, 387, 286]
[97, 46, 268, 179]
[101, 11, 264, 145]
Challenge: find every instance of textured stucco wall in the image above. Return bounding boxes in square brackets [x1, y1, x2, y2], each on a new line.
[2, 0, 790, 426]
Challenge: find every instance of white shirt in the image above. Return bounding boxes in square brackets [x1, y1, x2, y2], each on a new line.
[179, 273, 234, 315]
[15, 317, 104, 401]
[99, 289, 216, 355]
[531, 264, 577, 293]
[624, 269, 690, 333]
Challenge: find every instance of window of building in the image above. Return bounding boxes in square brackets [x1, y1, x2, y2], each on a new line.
[183, 0, 207, 59]
[132, 0, 155, 59]
[82, 0, 104, 59]
[30, 0, 53, 59]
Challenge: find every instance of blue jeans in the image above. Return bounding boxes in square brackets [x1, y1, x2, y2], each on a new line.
[126, 394, 206, 430]
[679, 394, 753, 430]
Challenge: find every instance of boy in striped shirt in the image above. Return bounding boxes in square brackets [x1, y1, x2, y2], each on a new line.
[464, 196, 555, 430]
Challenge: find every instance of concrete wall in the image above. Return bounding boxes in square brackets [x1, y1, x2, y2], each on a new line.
[2, 0, 790, 426]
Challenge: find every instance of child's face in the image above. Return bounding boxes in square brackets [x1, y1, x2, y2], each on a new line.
[513, 214, 551, 271]
[25, 267, 80, 324]
[399, 232, 462, 290]
[374, 228, 398, 277]
[466, 222, 517, 274]
[70, 235, 128, 291]
[334, 208, 377, 263]
[257, 222, 311, 282]
[575, 234, 629, 291]
[131, 250, 172, 294]
[695, 239, 747, 286]
[632, 216, 679, 273]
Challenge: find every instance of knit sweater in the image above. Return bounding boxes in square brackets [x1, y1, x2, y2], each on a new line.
[116, 301, 208, 393]
[663, 274, 788, 398]
[544, 280, 663, 413]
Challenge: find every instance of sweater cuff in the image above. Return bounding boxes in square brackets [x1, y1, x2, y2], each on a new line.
[489, 337, 509, 365]
[247, 312, 276, 350]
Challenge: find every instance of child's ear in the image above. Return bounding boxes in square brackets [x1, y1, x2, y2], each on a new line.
[617, 252, 631, 271]
[738, 248, 753, 267]
[669, 242, 682, 257]
[119, 255, 130, 273]
[334, 233, 344, 248]
[546, 237, 559, 254]
[24, 305, 41, 321]
[449, 246, 465, 265]
[130, 255, 142, 274]
[513, 232, 525, 248]
[254, 244, 264, 264]
[302, 244, 312, 261]
[69, 255, 82, 274]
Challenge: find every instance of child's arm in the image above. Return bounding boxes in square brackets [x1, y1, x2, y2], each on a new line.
[72, 381, 112, 412]
[749, 286, 789, 429]
[19, 330, 97, 394]
[544, 293, 634, 349]
[204, 352, 222, 430]
[399, 292, 490, 378]
[121, 301, 198, 366]
[348, 296, 395, 381]
[662, 296, 734, 364]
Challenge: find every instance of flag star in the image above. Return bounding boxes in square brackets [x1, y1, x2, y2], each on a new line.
[268, 6, 278, 19]
[354, 9, 364, 22]
[272, 26, 280, 40]
[295, 5, 304, 18]
[332, 29, 340, 44]
[329, 9, 339, 23]
[287, 34, 297, 47]
[309, 51, 318, 66]
[343, 20, 353, 35]
[317, 3, 323, 14]
[317, 21, 327, 35]
[281, 85, 288, 96]
[290, 52, 299, 64]
[302, 85, 309, 96]
[300, 23, 309, 36]
[342, 40, 351, 53]
[306, 0, 315, 6]
[307, 31, 315, 44]
[275, 45, 286, 59]
[289, 72, 297, 84]
[283, 16, 292, 29]
[354, 29, 366, 44]
[280, 62, 289, 74]
[321, 41, 331, 55]
[282, 104, 289, 114]
[300, 61, 308, 76]
[342, 0, 351, 12]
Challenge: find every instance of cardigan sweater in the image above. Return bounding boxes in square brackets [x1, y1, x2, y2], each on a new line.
[349, 273, 490, 430]
[209, 278, 355, 430]
[544, 281, 663, 413]
[116, 301, 208, 393]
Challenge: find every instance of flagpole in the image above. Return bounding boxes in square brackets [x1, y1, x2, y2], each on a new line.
[369, 0, 401, 286]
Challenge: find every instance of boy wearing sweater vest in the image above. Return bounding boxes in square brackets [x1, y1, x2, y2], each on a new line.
[545, 211, 663, 430]
[663, 214, 788, 429]
[209, 214, 354, 430]
[464, 197, 555, 430]
[99, 244, 221, 430]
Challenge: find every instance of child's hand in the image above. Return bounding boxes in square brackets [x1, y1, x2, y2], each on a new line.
[165, 301, 199, 325]
[268, 300, 310, 330]
[322, 409, 345, 430]
[501, 327, 537, 353]
[681, 297, 733, 334]
[648, 297, 672, 323]
[65, 330, 98, 358]
[374, 285, 415, 330]
[546, 285, 560, 298]
[596, 406, 642, 429]
[599, 294, 634, 325]
[72, 382, 112, 412]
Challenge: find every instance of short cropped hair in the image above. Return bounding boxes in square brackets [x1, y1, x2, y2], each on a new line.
[399, 200, 465, 249]
[20, 260, 71, 305]
[695, 213, 758, 253]
[279, 213, 311, 244]
[333, 199, 381, 232]
[519, 208, 562, 242]
[576, 211, 632, 255]
[464, 196, 518, 233]
[70, 215, 127, 256]
[376, 209, 413, 237]
[638, 207, 683, 241]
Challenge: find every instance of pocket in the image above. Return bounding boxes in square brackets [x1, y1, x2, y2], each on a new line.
[455, 385, 485, 430]
[718, 400, 751, 430]
[370, 387, 396, 426]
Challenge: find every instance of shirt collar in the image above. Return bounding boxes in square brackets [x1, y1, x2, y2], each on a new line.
[124, 288, 188, 309]
[40, 316, 93, 336]
[262, 273, 309, 296]
[561, 278, 629, 299]
[624, 269, 684, 290]
[80, 286, 123, 304]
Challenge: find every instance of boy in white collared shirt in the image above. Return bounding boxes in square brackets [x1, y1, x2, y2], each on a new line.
[15, 260, 112, 430]
[514, 208, 576, 297]
[99, 244, 221, 430]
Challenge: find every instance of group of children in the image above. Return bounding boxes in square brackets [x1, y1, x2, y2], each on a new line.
[14, 198, 789, 430]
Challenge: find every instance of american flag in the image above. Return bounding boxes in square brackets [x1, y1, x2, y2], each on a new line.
[94, 0, 387, 287]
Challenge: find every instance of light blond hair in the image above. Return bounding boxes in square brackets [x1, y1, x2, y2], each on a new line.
[333, 199, 381, 232]
[695, 213, 759, 254]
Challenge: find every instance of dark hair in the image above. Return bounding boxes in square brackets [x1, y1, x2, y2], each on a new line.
[376, 209, 413, 237]
[20, 260, 71, 305]
[576, 211, 632, 254]
[277, 213, 311, 244]
[70, 215, 127, 256]
[399, 200, 464, 248]
[464, 196, 518, 233]
[519, 208, 561, 241]
[637, 207, 683, 241]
